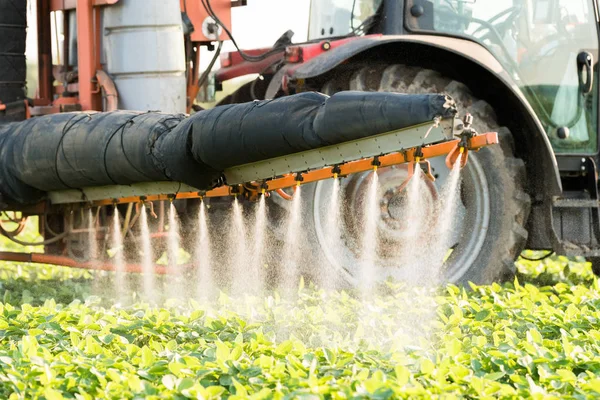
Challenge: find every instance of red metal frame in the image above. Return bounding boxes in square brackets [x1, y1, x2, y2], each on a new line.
[32, 0, 238, 114]
[215, 48, 285, 82]
[37, 0, 53, 105]
[179, 0, 235, 111]
[214, 35, 383, 84]
[32, 0, 118, 115]
[0, 251, 191, 275]
[50, 0, 118, 10]
[180, 0, 232, 43]
[76, 0, 96, 111]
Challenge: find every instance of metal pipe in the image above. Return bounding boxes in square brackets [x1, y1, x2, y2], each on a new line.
[121, 202, 133, 237]
[76, 0, 96, 110]
[0, 251, 189, 275]
[96, 70, 119, 111]
[382, 0, 405, 35]
[37, 0, 53, 104]
[275, 187, 297, 201]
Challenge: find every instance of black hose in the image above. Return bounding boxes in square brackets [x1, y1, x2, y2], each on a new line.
[198, 40, 223, 88]
[0, 225, 69, 246]
[201, 0, 285, 63]
[520, 251, 555, 262]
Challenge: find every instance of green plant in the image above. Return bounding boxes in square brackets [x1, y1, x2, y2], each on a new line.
[0, 251, 598, 398]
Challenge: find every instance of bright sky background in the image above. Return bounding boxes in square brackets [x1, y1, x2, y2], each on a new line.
[201, 0, 311, 69]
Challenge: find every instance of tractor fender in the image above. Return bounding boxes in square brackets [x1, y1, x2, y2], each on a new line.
[288, 34, 561, 197]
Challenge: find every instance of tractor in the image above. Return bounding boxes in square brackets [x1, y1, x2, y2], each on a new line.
[211, 0, 600, 282]
[0, 0, 599, 286]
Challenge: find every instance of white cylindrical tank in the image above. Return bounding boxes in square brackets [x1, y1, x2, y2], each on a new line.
[102, 0, 186, 113]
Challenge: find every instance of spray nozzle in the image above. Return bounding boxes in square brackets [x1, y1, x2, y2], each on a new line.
[260, 182, 269, 196]
[167, 194, 176, 203]
[294, 173, 304, 185]
[413, 146, 424, 163]
[230, 185, 242, 197]
[371, 156, 381, 172]
[331, 165, 341, 179]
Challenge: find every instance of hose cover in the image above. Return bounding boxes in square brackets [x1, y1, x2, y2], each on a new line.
[0, 122, 45, 205]
[190, 91, 456, 170]
[152, 116, 223, 189]
[0, 91, 456, 205]
[0, 111, 203, 204]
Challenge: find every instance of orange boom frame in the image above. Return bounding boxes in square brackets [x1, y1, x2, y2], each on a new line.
[0, 131, 497, 274]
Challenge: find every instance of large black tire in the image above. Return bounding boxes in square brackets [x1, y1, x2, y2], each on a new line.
[280, 64, 531, 285]
[0, 0, 27, 122]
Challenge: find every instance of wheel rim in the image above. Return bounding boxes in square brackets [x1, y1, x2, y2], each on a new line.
[312, 152, 491, 285]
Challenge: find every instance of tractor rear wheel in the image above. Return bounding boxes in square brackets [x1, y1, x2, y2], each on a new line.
[275, 64, 531, 286]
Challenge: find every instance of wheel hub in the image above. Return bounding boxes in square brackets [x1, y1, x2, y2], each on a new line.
[312, 153, 487, 285]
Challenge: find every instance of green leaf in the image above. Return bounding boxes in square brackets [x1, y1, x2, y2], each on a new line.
[323, 347, 336, 365]
[527, 328, 543, 344]
[215, 341, 230, 362]
[557, 369, 577, 383]
[485, 372, 506, 381]
[44, 388, 64, 400]
[177, 377, 195, 392]
[474, 310, 491, 321]
[232, 378, 248, 396]
[230, 344, 242, 361]
[420, 358, 435, 375]
[21, 335, 39, 358]
[445, 338, 462, 357]
[275, 340, 293, 355]
[584, 378, 600, 393]
[395, 365, 410, 386]
[140, 346, 155, 368]
[168, 362, 186, 376]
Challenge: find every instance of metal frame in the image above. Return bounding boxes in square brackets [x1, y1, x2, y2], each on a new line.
[31, 0, 233, 115]
[34, 0, 116, 113]
[224, 117, 458, 184]
[46, 120, 500, 209]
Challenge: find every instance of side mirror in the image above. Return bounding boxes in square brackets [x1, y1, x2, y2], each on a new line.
[577, 51, 594, 95]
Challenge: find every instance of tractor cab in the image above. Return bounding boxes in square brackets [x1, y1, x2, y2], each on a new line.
[309, 0, 600, 155]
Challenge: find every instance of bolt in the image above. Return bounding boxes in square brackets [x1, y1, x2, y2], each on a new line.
[411, 4, 425, 17]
